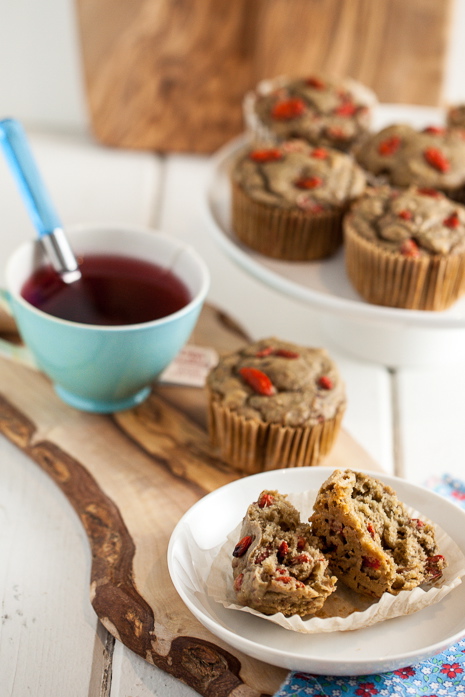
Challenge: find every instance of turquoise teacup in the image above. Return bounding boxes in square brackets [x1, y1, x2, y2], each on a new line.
[0, 224, 210, 413]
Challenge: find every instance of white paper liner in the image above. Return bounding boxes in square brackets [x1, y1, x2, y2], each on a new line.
[201, 489, 465, 634]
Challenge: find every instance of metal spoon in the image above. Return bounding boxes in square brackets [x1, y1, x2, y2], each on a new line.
[0, 118, 81, 283]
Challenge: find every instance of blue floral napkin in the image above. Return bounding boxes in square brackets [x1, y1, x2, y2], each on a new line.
[274, 474, 465, 697]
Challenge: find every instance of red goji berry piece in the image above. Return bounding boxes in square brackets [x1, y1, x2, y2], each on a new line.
[318, 375, 334, 390]
[400, 239, 420, 258]
[326, 125, 349, 140]
[276, 576, 292, 583]
[255, 346, 274, 357]
[258, 493, 274, 508]
[334, 101, 357, 117]
[249, 148, 282, 163]
[398, 209, 413, 221]
[233, 573, 244, 591]
[274, 348, 300, 358]
[297, 536, 306, 550]
[254, 549, 271, 564]
[277, 541, 289, 562]
[294, 175, 323, 189]
[311, 147, 328, 159]
[233, 535, 253, 558]
[424, 147, 450, 172]
[296, 194, 326, 214]
[378, 135, 402, 155]
[423, 125, 446, 135]
[425, 554, 445, 579]
[410, 518, 425, 528]
[305, 76, 325, 89]
[239, 367, 276, 396]
[444, 212, 460, 228]
[378, 135, 401, 156]
[290, 554, 310, 565]
[417, 187, 441, 197]
[367, 523, 376, 539]
[271, 97, 306, 120]
[362, 556, 381, 569]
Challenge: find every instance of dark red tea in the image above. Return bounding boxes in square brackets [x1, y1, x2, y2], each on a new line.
[21, 254, 191, 326]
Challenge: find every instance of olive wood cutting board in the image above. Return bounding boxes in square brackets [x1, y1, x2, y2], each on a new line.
[0, 304, 381, 697]
[76, 0, 452, 153]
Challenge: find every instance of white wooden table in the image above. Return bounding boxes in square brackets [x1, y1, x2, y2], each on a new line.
[0, 130, 464, 697]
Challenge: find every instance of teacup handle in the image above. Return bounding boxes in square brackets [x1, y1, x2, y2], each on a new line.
[0, 289, 38, 369]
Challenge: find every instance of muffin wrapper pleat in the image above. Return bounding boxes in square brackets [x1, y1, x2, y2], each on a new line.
[207, 395, 345, 474]
[232, 180, 343, 261]
[344, 220, 465, 311]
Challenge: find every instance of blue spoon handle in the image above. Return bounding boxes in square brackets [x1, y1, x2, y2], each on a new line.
[0, 118, 81, 281]
[0, 118, 62, 237]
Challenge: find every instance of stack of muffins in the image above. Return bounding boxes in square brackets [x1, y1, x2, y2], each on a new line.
[230, 72, 465, 312]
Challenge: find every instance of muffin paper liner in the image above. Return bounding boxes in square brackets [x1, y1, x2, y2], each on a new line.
[232, 180, 344, 261]
[344, 219, 465, 310]
[204, 489, 465, 634]
[207, 397, 345, 474]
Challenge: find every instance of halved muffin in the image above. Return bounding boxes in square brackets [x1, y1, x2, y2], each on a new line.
[232, 489, 337, 616]
[310, 469, 447, 598]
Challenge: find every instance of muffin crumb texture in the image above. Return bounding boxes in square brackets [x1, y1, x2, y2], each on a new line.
[310, 469, 447, 598]
[232, 489, 337, 616]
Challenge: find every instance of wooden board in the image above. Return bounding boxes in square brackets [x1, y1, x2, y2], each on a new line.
[0, 304, 381, 696]
[76, 0, 453, 153]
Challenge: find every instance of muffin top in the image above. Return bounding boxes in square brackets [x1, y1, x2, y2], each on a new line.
[447, 104, 465, 130]
[345, 185, 465, 256]
[232, 140, 366, 212]
[245, 74, 377, 151]
[354, 124, 465, 190]
[206, 337, 346, 427]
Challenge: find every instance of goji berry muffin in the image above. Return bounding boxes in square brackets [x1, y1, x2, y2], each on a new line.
[232, 489, 337, 616]
[354, 123, 465, 203]
[447, 104, 465, 130]
[231, 139, 367, 260]
[244, 74, 377, 153]
[310, 469, 447, 599]
[344, 185, 465, 310]
[206, 337, 346, 473]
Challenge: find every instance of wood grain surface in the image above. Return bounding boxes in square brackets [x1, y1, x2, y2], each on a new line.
[76, 0, 453, 153]
[0, 304, 381, 696]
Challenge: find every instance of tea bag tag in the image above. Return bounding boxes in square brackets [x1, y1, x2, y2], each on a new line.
[159, 344, 218, 387]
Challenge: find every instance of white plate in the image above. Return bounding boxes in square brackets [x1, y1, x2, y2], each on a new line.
[167, 467, 465, 676]
[205, 104, 465, 367]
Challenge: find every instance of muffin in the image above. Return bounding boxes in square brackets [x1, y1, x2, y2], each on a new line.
[354, 123, 465, 203]
[244, 74, 377, 152]
[232, 489, 337, 616]
[231, 139, 367, 260]
[310, 469, 447, 598]
[344, 185, 465, 310]
[447, 104, 465, 130]
[206, 337, 346, 474]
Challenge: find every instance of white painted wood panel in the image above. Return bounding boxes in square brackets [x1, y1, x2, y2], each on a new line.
[394, 365, 465, 485]
[111, 642, 199, 697]
[0, 437, 105, 697]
